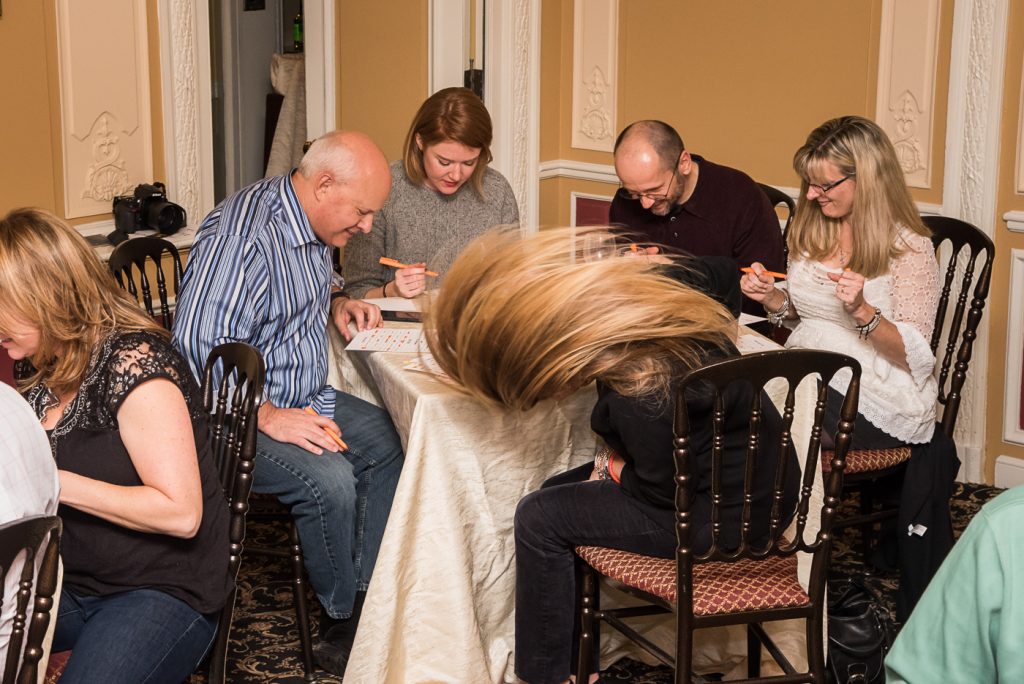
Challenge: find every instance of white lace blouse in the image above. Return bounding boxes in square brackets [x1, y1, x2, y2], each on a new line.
[783, 228, 940, 443]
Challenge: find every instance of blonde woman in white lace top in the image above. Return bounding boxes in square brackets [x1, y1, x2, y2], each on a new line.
[741, 115, 939, 447]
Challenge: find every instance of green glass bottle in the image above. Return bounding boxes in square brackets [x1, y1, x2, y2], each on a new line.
[293, 11, 303, 52]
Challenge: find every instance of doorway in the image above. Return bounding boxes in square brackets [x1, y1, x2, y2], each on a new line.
[209, 0, 312, 204]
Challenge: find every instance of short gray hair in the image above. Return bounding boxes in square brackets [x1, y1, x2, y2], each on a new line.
[298, 131, 359, 182]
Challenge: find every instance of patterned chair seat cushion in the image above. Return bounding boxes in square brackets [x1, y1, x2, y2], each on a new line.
[575, 546, 808, 616]
[822, 447, 911, 475]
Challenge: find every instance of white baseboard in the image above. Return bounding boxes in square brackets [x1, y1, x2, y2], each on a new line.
[994, 455, 1024, 488]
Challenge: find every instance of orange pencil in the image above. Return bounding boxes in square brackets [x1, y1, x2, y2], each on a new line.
[303, 406, 349, 451]
[379, 256, 438, 277]
[740, 266, 787, 280]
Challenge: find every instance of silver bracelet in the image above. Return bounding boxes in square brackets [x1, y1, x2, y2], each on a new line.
[593, 447, 612, 480]
[857, 307, 883, 339]
[765, 290, 790, 326]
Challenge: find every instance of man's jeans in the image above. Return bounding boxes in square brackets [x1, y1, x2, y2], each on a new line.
[254, 390, 404, 619]
[54, 586, 218, 684]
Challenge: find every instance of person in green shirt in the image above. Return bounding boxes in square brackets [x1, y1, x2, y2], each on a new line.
[885, 485, 1024, 683]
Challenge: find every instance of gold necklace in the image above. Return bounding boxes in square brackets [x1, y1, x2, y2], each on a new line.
[837, 245, 849, 266]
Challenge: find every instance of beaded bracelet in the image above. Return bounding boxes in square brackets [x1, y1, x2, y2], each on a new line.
[765, 290, 790, 326]
[857, 307, 883, 339]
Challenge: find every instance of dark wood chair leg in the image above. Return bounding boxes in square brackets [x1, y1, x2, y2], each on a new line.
[288, 521, 316, 681]
[746, 624, 761, 678]
[207, 588, 236, 684]
[576, 563, 597, 681]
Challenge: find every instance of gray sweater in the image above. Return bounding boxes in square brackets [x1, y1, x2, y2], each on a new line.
[343, 160, 520, 297]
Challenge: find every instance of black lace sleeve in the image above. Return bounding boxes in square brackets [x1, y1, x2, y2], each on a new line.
[82, 330, 205, 430]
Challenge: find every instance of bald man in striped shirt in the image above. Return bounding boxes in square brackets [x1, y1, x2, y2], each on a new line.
[173, 131, 405, 676]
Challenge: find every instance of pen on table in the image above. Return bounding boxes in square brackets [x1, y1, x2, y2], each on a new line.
[740, 266, 787, 280]
[303, 406, 349, 451]
[379, 256, 438, 277]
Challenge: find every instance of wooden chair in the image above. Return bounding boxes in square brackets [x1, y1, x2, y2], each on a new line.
[575, 349, 861, 683]
[1, 515, 62, 684]
[829, 215, 995, 561]
[204, 344, 316, 681]
[200, 343, 265, 684]
[757, 183, 796, 266]
[108, 236, 184, 330]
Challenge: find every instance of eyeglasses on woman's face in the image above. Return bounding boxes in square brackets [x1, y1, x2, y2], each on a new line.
[807, 175, 853, 195]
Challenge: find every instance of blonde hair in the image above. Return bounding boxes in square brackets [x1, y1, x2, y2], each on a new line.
[0, 208, 165, 395]
[789, 115, 929, 278]
[425, 226, 735, 410]
[403, 87, 494, 196]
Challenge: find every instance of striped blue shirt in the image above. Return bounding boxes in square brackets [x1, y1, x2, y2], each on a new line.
[172, 173, 338, 416]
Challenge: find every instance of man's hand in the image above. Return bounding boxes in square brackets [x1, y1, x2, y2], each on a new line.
[331, 295, 383, 341]
[258, 402, 344, 455]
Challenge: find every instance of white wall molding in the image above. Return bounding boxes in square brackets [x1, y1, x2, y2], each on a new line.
[569, 190, 615, 227]
[57, 0, 154, 219]
[305, 0, 336, 137]
[1006, 210, 1024, 232]
[876, 0, 940, 189]
[428, 0, 469, 95]
[1017, 51, 1024, 192]
[485, 0, 541, 231]
[539, 159, 619, 184]
[938, 0, 1008, 482]
[571, 0, 617, 153]
[1003, 248, 1024, 446]
[157, 0, 214, 238]
[995, 455, 1024, 487]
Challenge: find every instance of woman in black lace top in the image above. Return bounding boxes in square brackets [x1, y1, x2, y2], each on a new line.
[0, 209, 231, 684]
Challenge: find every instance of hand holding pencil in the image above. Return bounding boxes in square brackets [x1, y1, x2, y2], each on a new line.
[303, 406, 349, 452]
[379, 256, 435, 299]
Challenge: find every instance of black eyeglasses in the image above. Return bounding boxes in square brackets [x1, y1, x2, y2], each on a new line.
[617, 152, 683, 202]
[807, 175, 853, 194]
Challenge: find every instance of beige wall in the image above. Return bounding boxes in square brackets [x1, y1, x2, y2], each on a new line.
[0, 1, 59, 214]
[987, 0, 1024, 479]
[337, 1, 429, 162]
[539, 0, 955, 225]
[0, 0, 164, 224]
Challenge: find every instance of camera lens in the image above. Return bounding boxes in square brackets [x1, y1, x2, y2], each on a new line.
[145, 201, 187, 233]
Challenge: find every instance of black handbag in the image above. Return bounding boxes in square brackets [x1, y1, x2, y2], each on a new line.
[825, 578, 896, 684]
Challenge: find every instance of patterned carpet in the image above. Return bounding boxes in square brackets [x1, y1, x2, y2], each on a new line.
[190, 482, 1003, 683]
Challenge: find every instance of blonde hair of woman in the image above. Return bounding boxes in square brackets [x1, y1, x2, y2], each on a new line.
[0, 208, 162, 395]
[425, 226, 735, 410]
[789, 115, 929, 278]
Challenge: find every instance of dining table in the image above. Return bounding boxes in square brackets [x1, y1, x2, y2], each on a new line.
[327, 321, 821, 683]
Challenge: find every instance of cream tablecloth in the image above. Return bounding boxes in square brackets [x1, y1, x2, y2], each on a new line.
[328, 325, 821, 683]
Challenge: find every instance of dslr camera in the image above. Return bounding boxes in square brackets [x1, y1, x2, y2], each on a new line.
[109, 182, 187, 246]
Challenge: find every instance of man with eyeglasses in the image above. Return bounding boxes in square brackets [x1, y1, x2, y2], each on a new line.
[610, 120, 784, 315]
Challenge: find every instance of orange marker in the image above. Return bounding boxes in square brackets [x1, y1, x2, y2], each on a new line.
[379, 256, 438, 277]
[629, 243, 638, 253]
[740, 267, 787, 280]
[303, 406, 349, 451]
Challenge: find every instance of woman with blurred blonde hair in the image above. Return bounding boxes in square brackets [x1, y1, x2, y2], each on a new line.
[0, 208, 231, 683]
[343, 87, 519, 299]
[427, 226, 800, 684]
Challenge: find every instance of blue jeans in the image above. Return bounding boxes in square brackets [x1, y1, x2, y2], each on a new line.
[53, 586, 218, 684]
[514, 464, 677, 684]
[254, 389, 404, 618]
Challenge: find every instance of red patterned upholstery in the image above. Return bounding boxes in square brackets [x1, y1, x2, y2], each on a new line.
[44, 651, 71, 684]
[822, 447, 911, 475]
[576, 546, 808, 616]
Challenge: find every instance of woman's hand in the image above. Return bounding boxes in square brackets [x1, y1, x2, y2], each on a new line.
[827, 269, 870, 319]
[391, 264, 427, 298]
[740, 262, 785, 311]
